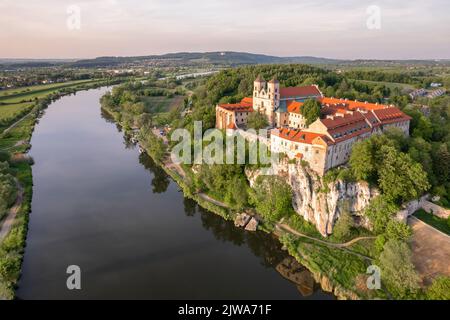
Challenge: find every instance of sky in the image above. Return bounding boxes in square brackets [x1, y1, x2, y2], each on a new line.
[1, 0, 449, 60]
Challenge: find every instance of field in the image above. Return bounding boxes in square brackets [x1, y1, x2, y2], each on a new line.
[0, 102, 33, 121]
[0, 79, 94, 97]
[350, 79, 415, 91]
[0, 79, 98, 104]
[142, 95, 184, 114]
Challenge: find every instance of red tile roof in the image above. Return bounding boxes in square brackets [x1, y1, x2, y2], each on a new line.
[320, 97, 387, 111]
[287, 101, 304, 113]
[280, 86, 322, 99]
[218, 97, 253, 112]
[373, 107, 412, 124]
[272, 128, 330, 145]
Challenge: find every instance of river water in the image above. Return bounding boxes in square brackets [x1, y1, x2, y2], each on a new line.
[16, 87, 333, 299]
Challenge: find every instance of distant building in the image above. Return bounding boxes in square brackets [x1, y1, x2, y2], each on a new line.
[215, 76, 411, 175]
[409, 88, 427, 100]
[427, 88, 446, 99]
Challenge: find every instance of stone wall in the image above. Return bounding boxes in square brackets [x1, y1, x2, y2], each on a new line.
[395, 195, 450, 223]
[421, 200, 450, 219]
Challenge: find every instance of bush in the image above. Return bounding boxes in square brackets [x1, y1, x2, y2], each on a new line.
[378, 240, 421, 299]
[426, 276, 450, 300]
[249, 175, 292, 223]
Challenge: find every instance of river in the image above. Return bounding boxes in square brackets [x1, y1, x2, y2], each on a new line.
[16, 87, 333, 299]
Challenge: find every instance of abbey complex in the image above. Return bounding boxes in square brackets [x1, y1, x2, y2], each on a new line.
[216, 76, 412, 175]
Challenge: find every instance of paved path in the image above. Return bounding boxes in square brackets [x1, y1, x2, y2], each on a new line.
[409, 216, 450, 286]
[0, 180, 23, 242]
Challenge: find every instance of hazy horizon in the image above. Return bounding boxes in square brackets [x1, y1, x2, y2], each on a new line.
[1, 0, 449, 60]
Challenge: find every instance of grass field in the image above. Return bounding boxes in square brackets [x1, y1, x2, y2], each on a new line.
[0, 79, 100, 104]
[414, 209, 450, 235]
[350, 79, 415, 91]
[0, 79, 94, 98]
[142, 95, 184, 113]
[0, 115, 35, 151]
[0, 102, 34, 121]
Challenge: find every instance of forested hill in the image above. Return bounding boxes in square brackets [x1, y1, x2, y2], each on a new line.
[69, 52, 342, 68]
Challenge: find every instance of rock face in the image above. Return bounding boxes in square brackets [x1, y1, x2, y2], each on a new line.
[246, 162, 378, 236]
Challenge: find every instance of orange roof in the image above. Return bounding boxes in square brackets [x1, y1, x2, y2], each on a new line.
[320, 97, 387, 111]
[373, 107, 412, 124]
[295, 153, 303, 159]
[287, 101, 304, 113]
[241, 97, 253, 105]
[218, 97, 253, 112]
[272, 128, 331, 145]
[280, 86, 322, 99]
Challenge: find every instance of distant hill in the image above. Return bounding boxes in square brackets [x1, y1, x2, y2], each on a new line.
[68, 52, 344, 68]
[1, 52, 449, 69]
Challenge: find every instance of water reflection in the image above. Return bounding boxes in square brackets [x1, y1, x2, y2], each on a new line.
[137, 152, 328, 298]
[139, 153, 170, 194]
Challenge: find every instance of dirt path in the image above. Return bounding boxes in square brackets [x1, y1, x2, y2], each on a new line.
[276, 223, 374, 260]
[409, 216, 450, 286]
[0, 180, 23, 242]
[1, 109, 34, 136]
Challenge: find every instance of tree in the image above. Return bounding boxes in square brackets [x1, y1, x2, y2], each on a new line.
[378, 145, 430, 203]
[249, 176, 292, 222]
[332, 211, 354, 241]
[378, 240, 421, 299]
[385, 220, 412, 242]
[246, 111, 269, 130]
[365, 196, 398, 234]
[300, 99, 321, 126]
[426, 276, 450, 300]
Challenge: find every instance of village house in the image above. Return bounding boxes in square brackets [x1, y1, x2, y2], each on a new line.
[215, 76, 412, 175]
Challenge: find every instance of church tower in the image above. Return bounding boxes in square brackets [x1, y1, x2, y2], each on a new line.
[267, 78, 280, 109]
[252, 75, 277, 127]
[253, 75, 266, 99]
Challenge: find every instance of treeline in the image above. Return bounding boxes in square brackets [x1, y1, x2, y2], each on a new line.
[343, 69, 448, 88]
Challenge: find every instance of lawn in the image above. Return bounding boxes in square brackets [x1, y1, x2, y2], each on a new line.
[0, 79, 100, 104]
[142, 95, 184, 114]
[0, 79, 94, 98]
[0, 102, 34, 121]
[350, 79, 415, 91]
[0, 114, 35, 151]
[414, 209, 450, 235]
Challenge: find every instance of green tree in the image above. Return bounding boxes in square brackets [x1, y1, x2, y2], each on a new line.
[300, 99, 321, 126]
[332, 211, 354, 241]
[364, 196, 398, 234]
[246, 111, 269, 130]
[385, 220, 412, 242]
[249, 176, 292, 222]
[378, 145, 430, 203]
[378, 240, 421, 299]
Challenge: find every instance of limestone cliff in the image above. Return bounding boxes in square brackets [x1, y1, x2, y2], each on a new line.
[246, 162, 378, 236]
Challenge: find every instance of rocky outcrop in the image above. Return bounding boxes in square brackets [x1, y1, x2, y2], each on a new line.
[246, 162, 378, 236]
